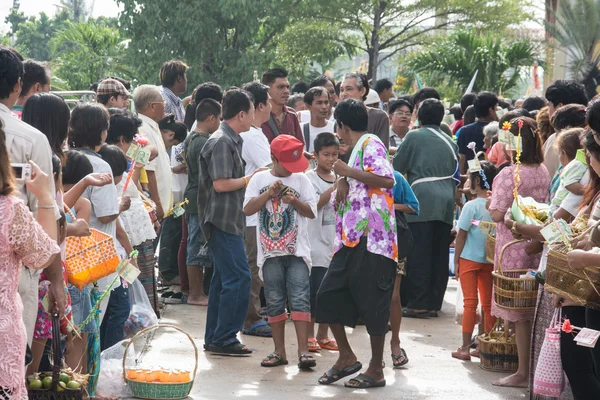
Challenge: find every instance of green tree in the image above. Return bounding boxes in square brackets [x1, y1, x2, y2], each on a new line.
[8, 11, 70, 61]
[58, 0, 90, 21]
[4, 9, 27, 36]
[545, 0, 600, 99]
[51, 21, 132, 90]
[405, 31, 535, 100]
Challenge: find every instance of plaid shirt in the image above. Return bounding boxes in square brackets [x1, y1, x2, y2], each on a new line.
[198, 121, 246, 239]
[161, 86, 185, 121]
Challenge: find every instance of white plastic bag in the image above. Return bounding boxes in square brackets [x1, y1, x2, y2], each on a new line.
[455, 284, 464, 324]
[124, 279, 158, 337]
[96, 339, 135, 399]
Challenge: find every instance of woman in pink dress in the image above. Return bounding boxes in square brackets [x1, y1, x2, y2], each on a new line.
[0, 126, 60, 399]
[489, 117, 550, 388]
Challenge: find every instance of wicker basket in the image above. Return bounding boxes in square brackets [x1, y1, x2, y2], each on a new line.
[492, 239, 539, 312]
[28, 314, 84, 400]
[123, 324, 198, 399]
[478, 319, 518, 372]
[485, 234, 496, 264]
[545, 248, 600, 310]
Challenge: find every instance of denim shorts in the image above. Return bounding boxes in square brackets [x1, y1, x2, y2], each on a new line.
[186, 213, 212, 267]
[262, 255, 311, 323]
[68, 284, 97, 333]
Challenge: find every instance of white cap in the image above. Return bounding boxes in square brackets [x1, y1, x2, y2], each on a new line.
[365, 89, 381, 106]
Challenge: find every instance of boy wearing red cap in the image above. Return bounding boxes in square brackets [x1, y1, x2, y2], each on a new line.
[243, 135, 318, 370]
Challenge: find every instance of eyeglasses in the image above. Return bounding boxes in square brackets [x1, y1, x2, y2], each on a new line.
[393, 112, 411, 117]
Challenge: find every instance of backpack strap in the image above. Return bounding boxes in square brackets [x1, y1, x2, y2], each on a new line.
[303, 123, 311, 151]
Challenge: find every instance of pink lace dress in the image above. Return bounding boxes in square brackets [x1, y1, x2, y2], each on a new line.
[489, 164, 550, 322]
[0, 196, 60, 399]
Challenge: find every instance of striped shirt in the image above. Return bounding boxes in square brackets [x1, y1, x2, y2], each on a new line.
[160, 86, 185, 121]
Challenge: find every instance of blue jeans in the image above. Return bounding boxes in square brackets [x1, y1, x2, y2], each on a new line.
[262, 256, 311, 323]
[205, 227, 251, 347]
[100, 283, 130, 351]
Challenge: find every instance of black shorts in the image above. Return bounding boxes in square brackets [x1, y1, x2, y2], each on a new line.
[315, 237, 396, 336]
[310, 266, 328, 318]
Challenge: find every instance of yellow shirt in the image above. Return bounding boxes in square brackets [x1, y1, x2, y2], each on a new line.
[139, 168, 148, 184]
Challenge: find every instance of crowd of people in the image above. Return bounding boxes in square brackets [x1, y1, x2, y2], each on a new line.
[1, 40, 600, 399]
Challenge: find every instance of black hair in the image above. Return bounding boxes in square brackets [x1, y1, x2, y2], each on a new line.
[195, 98, 222, 122]
[551, 104, 586, 131]
[582, 128, 600, 208]
[68, 104, 110, 149]
[417, 98, 445, 126]
[262, 68, 288, 87]
[89, 82, 99, 92]
[555, 127, 585, 160]
[106, 108, 142, 144]
[508, 117, 544, 165]
[291, 81, 309, 94]
[334, 81, 341, 97]
[222, 89, 253, 120]
[158, 114, 188, 143]
[98, 145, 128, 178]
[522, 96, 546, 112]
[545, 79, 588, 108]
[21, 93, 70, 158]
[242, 82, 269, 109]
[304, 86, 329, 106]
[497, 99, 512, 111]
[0, 46, 24, 100]
[413, 87, 440, 106]
[498, 108, 532, 127]
[587, 100, 600, 134]
[374, 78, 393, 94]
[21, 60, 49, 96]
[463, 105, 476, 125]
[62, 150, 93, 185]
[470, 160, 497, 190]
[184, 82, 223, 128]
[460, 93, 476, 112]
[342, 72, 369, 101]
[314, 132, 340, 153]
[389, 99, 414, 115]
[310, 75, 335, 89]
[334, 99, 368, 132]
[96, 94, 111, 105]
[160, 60, 188, 88]
[449, 105, 463, 121]
[51, 154, 61, 177]
[473, 91, 499, 119]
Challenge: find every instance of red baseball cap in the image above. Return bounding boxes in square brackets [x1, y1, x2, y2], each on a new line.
[271, 135, 308, 173]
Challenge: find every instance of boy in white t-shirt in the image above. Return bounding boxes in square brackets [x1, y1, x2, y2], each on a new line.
[302, 87, 335, 153]
[243, 135, 318, 369]
[305, 132, 339, 353]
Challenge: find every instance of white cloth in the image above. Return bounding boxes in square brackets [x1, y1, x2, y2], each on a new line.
[301, 120, 335, 152]
[240, 126, 272, 227]
[138, 114, 173, 211]
[243, 170, 317, 272]
[116, 179, 156, 247]
[560, 170, 589, 217]
[305, 170, 336, 268]
[170, 142, 188, 204]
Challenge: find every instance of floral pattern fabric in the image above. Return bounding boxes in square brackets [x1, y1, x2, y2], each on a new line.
[333, 136, 397, 262]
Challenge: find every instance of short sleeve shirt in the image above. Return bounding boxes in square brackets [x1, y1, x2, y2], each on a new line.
[240, 126, 272, 227]
[198, 122, 246, 239]
[183, 132, 209, 214]
[457, 121, 487, 160]
[457, 197, 492, 263]
[551, 159, 587, 210]
[306, 170, 336, 267]
[334, 135, 397, 261]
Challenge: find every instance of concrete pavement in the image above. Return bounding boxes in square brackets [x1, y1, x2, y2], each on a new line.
[130, 280, 528, 399]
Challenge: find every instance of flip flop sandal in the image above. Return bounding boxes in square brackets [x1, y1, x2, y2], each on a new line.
[392, 348, 409, 368]
[298, 353, 317, 369]
[317, 338, 338, 351]
[209, 342, 252, 357]
[318, 361, 363, 385]
[344, 373, 386, 389]
[261, 353, 288, 367]
[470, 345, 480, 358]
[160, 291, 175, 299]
[402, 309, 430, 319]
[308, 338, 321, 352]
[242, 321, 273, 337]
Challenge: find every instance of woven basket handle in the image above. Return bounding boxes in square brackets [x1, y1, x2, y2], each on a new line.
[121, 324, 199, 382]
[496, 239, 525, 274]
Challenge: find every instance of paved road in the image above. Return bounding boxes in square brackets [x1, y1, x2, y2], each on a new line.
[127, 280, 528, 399]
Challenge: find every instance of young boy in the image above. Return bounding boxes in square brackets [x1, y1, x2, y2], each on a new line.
[305, 132, 339, 352]
[243, 135, 318, 369]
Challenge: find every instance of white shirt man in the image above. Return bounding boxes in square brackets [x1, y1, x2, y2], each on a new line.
[301, 87, 335, 152]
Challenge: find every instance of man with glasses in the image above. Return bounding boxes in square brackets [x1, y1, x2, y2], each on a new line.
[96, 78, 131, 109]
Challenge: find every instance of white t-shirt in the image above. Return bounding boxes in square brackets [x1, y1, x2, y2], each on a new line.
[301, 120, 335, 152]
[138, 114, 173, 211]
[240, 126, 272, 227]
[171, 142, 188, 204]
[243, 170, 317, 271]
[298, 109, 336, 125]
[305, 170, 336, 267]
[561, 170, 590, 217]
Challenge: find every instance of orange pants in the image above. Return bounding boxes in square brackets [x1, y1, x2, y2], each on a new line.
[459, 258, 495, 334]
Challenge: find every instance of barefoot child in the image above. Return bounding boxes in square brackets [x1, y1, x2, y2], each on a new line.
[452, 161, 497, 360]
[305, 132, 339, 352]
[243, 135, 318, 369]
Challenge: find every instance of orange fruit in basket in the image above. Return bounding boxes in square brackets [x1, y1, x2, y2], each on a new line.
[179, 370, 191, 383]
[170, 371, 180, 382]
[145, 370, 158, 382]
[159, 370, 171, 383]
[126, 369, 137, 380]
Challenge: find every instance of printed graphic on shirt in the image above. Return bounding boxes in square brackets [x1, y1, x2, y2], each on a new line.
[258, 185, 299, 257]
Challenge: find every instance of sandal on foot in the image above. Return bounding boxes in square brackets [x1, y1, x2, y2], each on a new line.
[209, 342, 252, 357]
[470, 345, 480, 358]
[317, 338, 338, 351]
[451, 347, 471, 361]
[308, 338, 321, 352]
[318, 362, 362, 385]
[402, 309, 430, 319]
[261, 353, 288, 367]
[242, 321, 273, 337]
[344, 373, 386, 389]
[392, 348, 409, 368]
[298, 353, 317, 369]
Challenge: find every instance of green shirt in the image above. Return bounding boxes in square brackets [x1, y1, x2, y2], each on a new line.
[393, 125, 458, 225]
[183, 131, 209, 214]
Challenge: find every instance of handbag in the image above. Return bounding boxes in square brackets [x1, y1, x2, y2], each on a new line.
[533, 308, 566, 396]
[395, 210, 415, 259]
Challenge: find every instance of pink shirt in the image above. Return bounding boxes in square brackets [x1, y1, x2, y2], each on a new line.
[488, 142, 509, 166]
